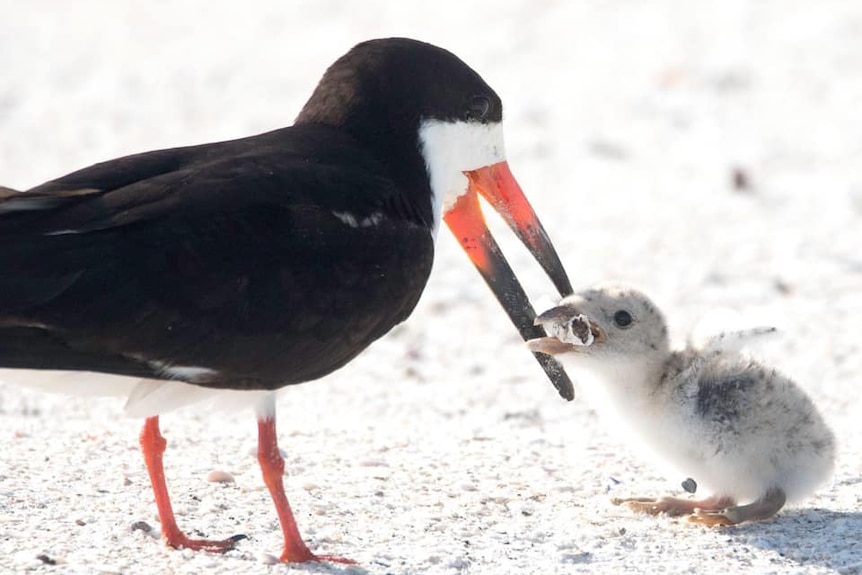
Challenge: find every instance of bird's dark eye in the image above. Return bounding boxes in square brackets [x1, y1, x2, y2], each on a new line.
[467, 95, 491, 121]
[613, 310, 634, 328]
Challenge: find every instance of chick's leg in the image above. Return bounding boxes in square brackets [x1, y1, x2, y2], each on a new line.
[689, 487, 786, 526]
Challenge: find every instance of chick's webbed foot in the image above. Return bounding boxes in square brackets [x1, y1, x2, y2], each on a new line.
[689, 488, 786, 526]
[612, 494, 735, 517]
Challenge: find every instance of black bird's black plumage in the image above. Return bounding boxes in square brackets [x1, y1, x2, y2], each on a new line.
[0, 124, 433, 388]
[0, 38, 506, 390]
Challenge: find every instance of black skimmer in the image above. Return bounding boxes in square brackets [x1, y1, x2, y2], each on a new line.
[528, 284, 835, 526]
[0, 38, 573, 562]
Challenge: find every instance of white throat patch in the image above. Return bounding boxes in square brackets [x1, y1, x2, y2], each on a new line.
[418, 119, 506, 237]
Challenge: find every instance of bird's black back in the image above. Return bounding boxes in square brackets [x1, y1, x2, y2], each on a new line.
[0, 126, 434, 389]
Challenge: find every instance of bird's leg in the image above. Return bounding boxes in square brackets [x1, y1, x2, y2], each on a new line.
[255, 399, 355, 564]
[612, 494, 736, 517]
[140, 416, 244, 552]
[689, 487, 786, 526]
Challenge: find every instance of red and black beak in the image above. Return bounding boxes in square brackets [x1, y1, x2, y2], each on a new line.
[443, 160, 574, 400]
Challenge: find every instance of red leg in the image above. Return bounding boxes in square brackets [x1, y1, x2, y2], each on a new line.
[257, 415, 354, 564]
[140, 416, 243, 553]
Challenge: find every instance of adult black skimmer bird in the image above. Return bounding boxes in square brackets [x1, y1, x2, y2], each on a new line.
[0, 38, 573, 562]
[528, 284, 835, 526]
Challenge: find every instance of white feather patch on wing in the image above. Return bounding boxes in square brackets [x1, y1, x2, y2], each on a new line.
[332, 211, 384, 228]
[148, 361, 218, 382]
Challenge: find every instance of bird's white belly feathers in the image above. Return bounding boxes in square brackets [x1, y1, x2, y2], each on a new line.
[0, 368, 272, 418]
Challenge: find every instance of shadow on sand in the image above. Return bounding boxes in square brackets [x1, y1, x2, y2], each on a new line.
[731, 508, 861, 574]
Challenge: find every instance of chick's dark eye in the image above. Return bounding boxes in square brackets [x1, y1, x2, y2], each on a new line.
[613, 310, 634, 328]
[467, 95, 491, 121]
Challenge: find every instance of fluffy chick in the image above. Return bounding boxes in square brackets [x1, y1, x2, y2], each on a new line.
[528, 284, 835, 526]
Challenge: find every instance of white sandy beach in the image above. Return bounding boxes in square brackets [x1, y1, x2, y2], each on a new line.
[0, 1, 859, 574]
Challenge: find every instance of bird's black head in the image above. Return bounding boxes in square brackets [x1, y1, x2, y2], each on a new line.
[295, 38, 504, 230]
[296, 37, 502, 132]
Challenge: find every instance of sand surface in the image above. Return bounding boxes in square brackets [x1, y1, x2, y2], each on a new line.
[0, 1, 859, 574]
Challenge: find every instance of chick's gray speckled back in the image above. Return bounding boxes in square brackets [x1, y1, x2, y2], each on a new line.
[662, 350, 835, 503]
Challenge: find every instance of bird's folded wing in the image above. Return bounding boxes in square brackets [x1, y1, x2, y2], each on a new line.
[0, 134, 429, 385]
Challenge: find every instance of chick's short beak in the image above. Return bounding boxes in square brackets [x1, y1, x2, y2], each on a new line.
[526, 337, 577, 356]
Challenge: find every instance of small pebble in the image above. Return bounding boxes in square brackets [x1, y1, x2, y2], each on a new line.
[36, 554, 56, 565]
[682, 478, 697, 494]
[131, 520, 153, 533]
[357, 458, 389, 467]
[730, 166, 753, 193]
[206, 470, 235, 483]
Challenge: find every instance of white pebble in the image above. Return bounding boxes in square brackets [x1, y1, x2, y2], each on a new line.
[206, 470, 235, 483]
